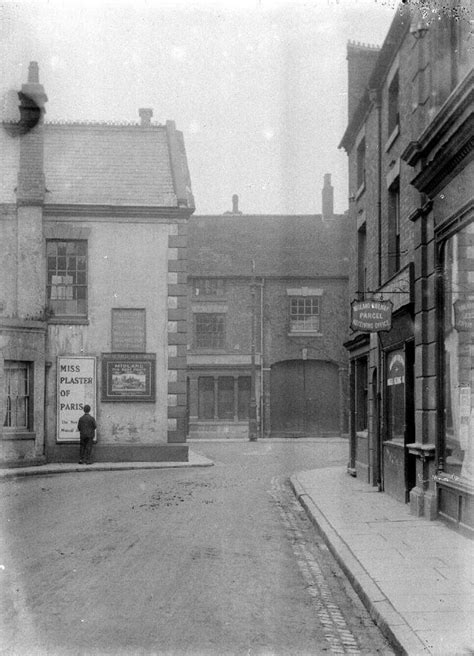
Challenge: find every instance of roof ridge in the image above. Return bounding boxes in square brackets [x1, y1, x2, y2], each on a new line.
[44, 119, 164, 127]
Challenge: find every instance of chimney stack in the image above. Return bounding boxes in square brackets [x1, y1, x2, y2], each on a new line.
[322, 173, 334, 220]
[224, 194, 242, 215]
[17, 61, 48, 203]
[139, 108, 153, 126]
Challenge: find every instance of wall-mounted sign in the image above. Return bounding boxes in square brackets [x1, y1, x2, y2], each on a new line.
[57, 357, 96, 442]
[351, 300, 393, 332]
[111, 308, 146, 352]
[101, 353, 156, 402]
[454, 298, 474, 332]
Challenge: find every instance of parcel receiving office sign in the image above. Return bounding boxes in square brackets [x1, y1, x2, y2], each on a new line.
[351, 300, 393, 332]
[57, 356, 96, 442]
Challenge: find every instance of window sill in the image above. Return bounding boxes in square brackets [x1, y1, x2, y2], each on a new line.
[356, 430, 368, 438]
[48, 317, 90, 325]
[192, 347, 227, 352]
[2, 431, 36, 441]
[383, 439, 405, 449]
[385, 124, 400, 152]
[288, 332, 323, 337]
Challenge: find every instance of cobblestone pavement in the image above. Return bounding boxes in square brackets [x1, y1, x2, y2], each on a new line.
[0, 439, 395, 655]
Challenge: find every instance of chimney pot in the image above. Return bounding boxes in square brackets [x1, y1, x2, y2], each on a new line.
[139, 108, 153, 126]
[232, 194, 239, 213]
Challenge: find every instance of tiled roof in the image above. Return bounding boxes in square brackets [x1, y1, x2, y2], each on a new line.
[189, 214, 350, 278]
[43, 123, 177, 206]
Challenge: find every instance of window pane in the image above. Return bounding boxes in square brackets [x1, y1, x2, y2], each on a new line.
[47, 240, 87, 317]
[290, 296, 320, 332]
[195, 313, 225, 348]
[238, 376, 251, 420]
[198, 377, 214, 419]
[4, 362, 30, 429]
[443, 222, 474, 482]
[386, 350, 405, 440]
[218, 377, 234, 419]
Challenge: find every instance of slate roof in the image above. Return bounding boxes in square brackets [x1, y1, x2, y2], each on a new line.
[188, 214, 350, 278]
[42, 122, 189, 208]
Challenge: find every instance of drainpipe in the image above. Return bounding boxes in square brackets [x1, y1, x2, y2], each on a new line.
[260, 278, 265, 438]
[435, 257, 445, 473]
[249, 260, 258, 441]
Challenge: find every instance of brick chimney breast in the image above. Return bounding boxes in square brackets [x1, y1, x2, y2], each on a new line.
[139, 108, 153, 126]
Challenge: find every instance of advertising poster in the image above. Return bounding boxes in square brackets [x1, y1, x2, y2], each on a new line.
[57, 357, 96, 442]
[101, 353, 156, 402]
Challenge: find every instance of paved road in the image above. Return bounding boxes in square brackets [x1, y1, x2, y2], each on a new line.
[0, 439, 394, 655]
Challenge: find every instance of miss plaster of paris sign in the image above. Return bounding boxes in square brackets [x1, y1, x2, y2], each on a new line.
[351, 299, 393, 332]
[57, 357, 96, 442]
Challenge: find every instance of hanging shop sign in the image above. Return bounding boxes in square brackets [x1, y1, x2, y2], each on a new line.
[57, 356, 96, 442]
[453, 298, 474, 332]
[351, 300, 393, 332]
[101, 353, 156, 402]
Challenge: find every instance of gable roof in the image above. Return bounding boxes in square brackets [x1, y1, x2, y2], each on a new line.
[188, 214, 350, 278]
[43, 121, 194, 209]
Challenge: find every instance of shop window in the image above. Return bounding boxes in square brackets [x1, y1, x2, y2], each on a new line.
[289, 297, 320, 333]
[388, 71, 399, 137]
[197, 375, 251, 421]
[443, 221, 474, 483]
[388, 179, 401, 277]
[3, 361, 31, 430]
[218, 377, 234, 419]
[47, 240, 87, 317]
[238, 376, 251, 420]
[356, 358, 368, 432]
[386, 349, 405, 442]
[198, 377, 214, 420]
[195, 313, 226, 348]
[356, 137, 366, 191]
[193, 278, 225, 297]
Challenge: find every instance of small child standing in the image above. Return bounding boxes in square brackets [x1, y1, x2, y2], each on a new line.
[77, 405, 97, 465]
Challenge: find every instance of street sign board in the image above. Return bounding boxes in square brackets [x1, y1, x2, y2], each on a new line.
[351, 300, 393, 332]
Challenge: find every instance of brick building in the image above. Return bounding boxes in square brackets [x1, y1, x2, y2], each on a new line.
[187, 177, 350, 440]
[340, 4, 473, 532]
[1, 63, 194, 466]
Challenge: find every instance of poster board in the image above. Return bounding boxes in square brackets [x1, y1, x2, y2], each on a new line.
[57, 356, 97, 442]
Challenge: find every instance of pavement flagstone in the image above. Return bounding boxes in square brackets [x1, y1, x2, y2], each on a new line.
[290, 466, 474, 656]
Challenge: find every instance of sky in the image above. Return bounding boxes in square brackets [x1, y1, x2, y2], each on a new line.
[0, 0, 399, 215]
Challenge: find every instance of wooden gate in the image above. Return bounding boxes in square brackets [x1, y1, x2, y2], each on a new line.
[270, 360, 339, 436]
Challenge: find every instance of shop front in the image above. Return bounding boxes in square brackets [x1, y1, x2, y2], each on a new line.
[435, 218, 474, 533]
